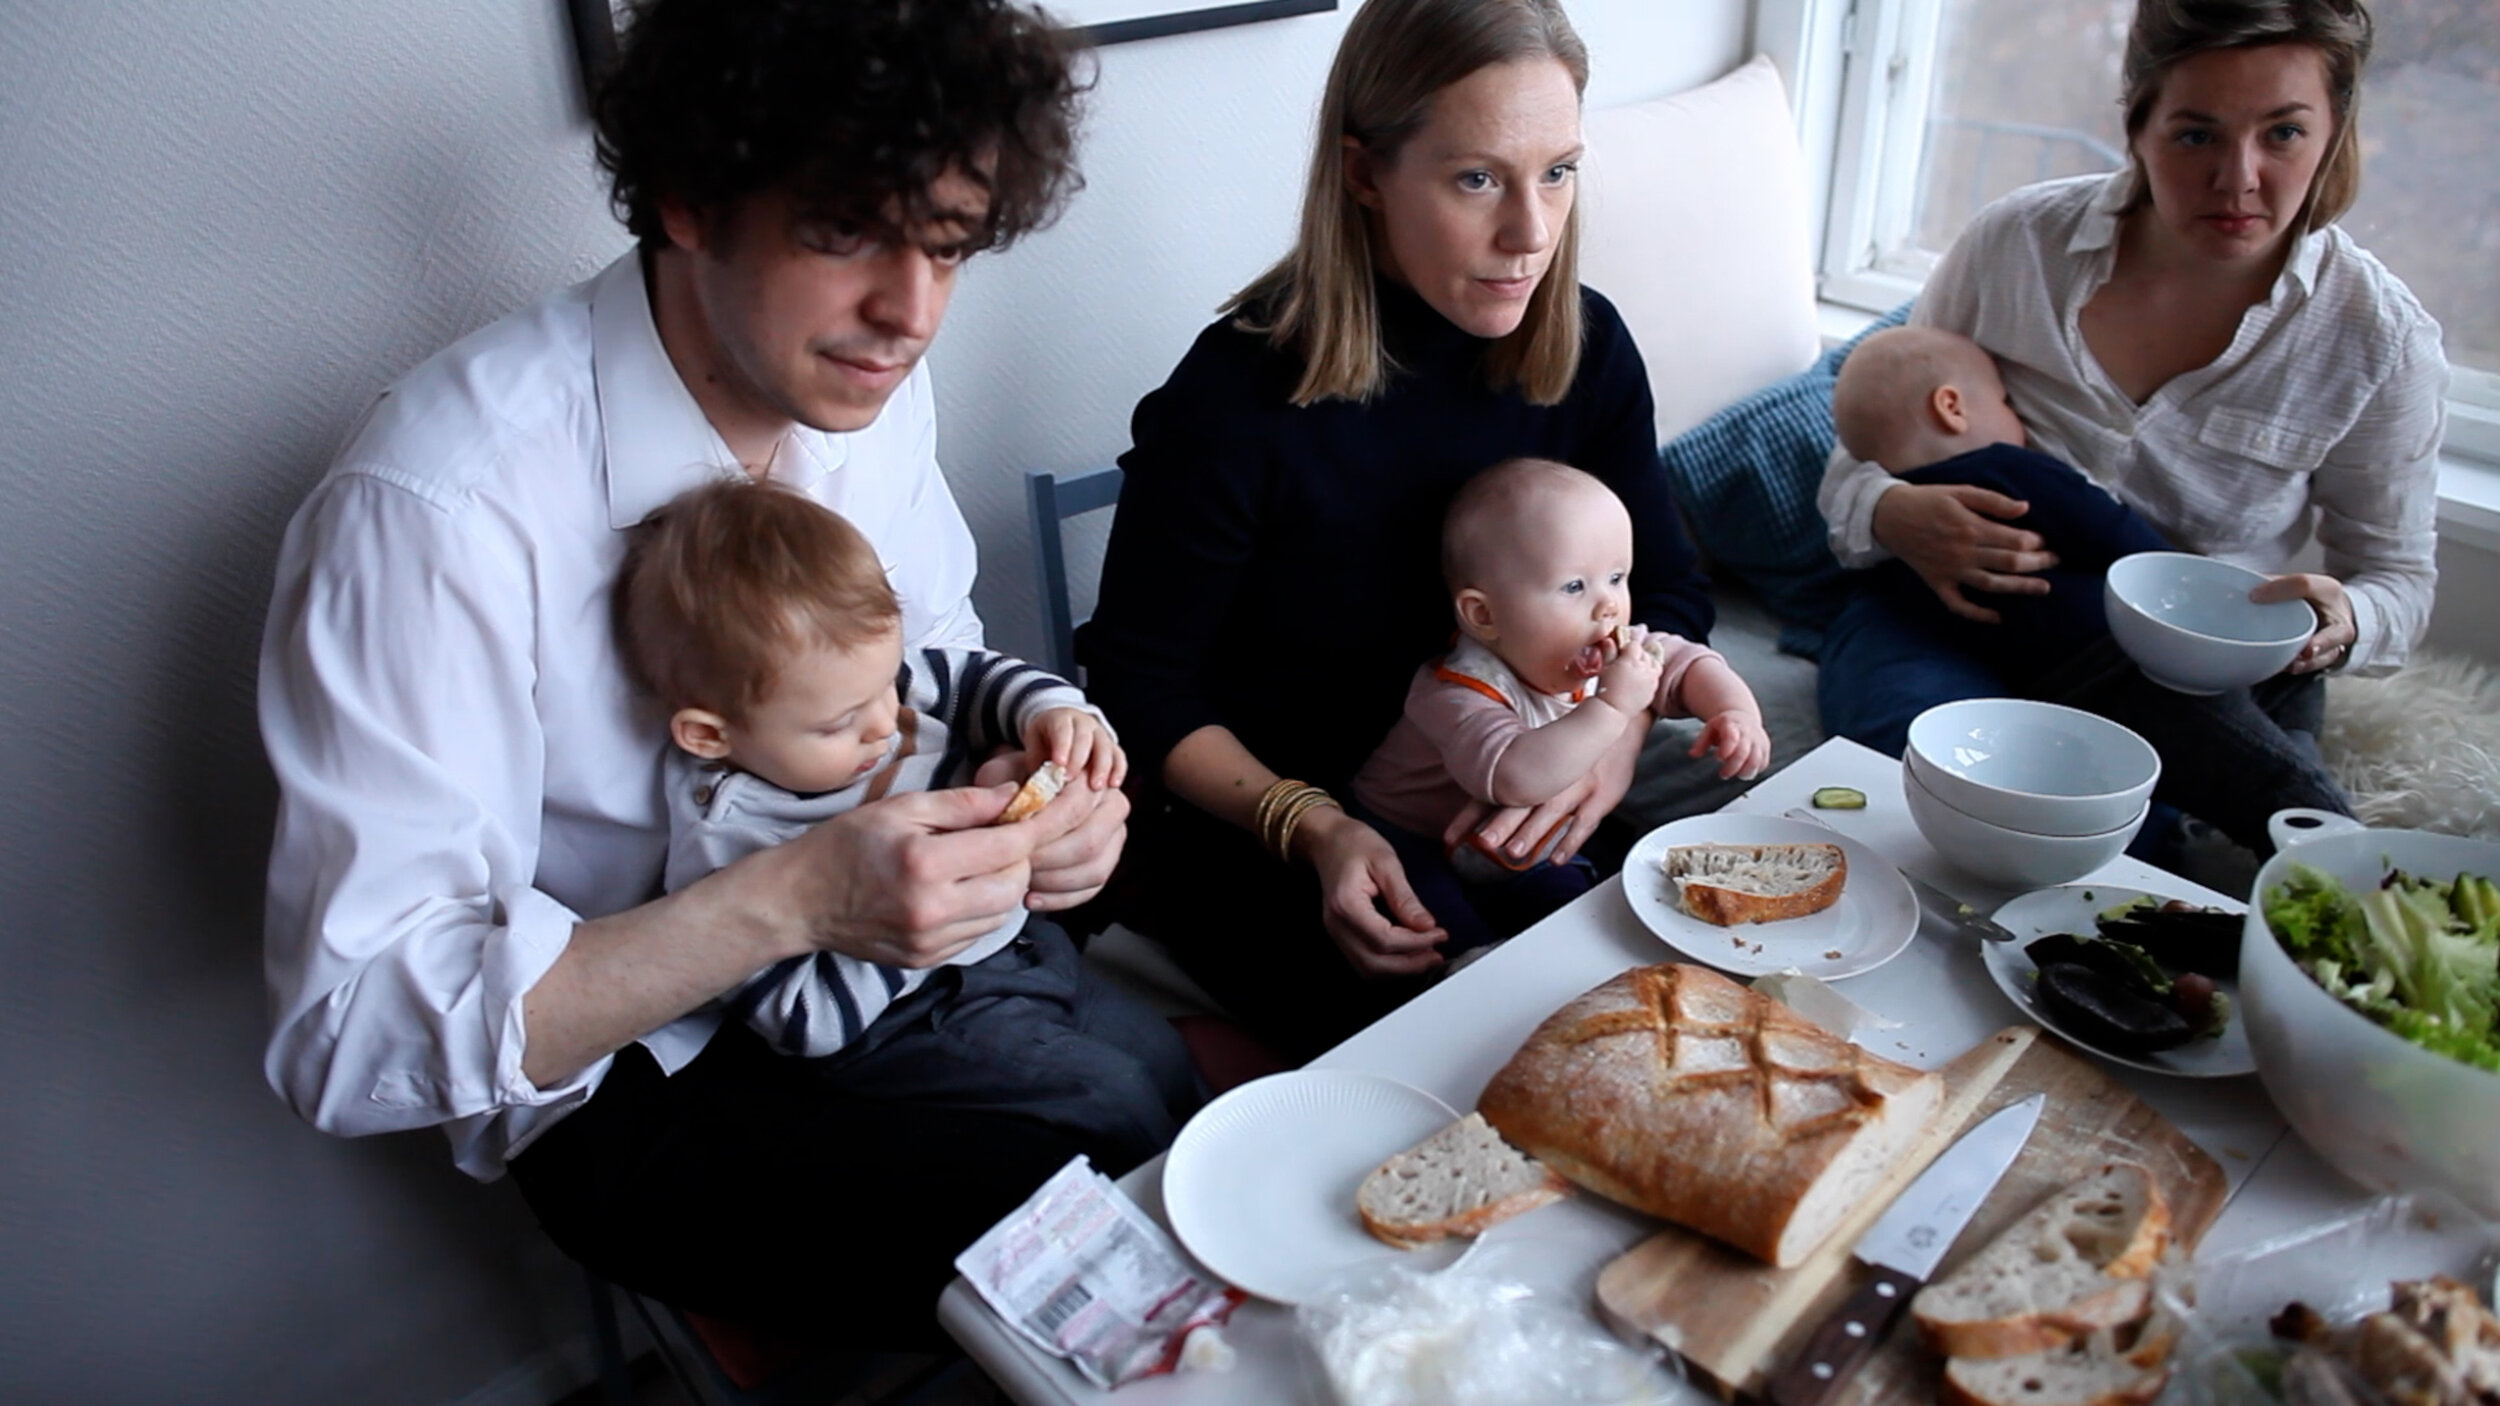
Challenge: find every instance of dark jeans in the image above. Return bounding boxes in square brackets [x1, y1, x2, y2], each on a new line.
[1349, 799, 1596, 958]
[1818, 585, 2350, 857]
[507, 921, 1200, 1351]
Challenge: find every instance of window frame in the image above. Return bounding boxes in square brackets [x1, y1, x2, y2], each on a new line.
[1765, 0, 2500, 468]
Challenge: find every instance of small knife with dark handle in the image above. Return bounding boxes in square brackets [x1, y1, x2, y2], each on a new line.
[1763, 1093, 2047, 1406]
[1782, 807, 2017, 943]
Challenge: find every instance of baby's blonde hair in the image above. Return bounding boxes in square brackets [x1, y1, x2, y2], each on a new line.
[1831, 326, 2001, 469]
[1440, 456, 1608, 591]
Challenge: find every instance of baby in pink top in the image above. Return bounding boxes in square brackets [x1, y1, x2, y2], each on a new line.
[1351, 457, 1770, 955]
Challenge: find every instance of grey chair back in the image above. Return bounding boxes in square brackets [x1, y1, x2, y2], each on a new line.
[1026, 465, 1124, 681]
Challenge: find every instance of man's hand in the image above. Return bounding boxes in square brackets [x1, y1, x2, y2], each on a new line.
[1295, 807, 1445, 977]
[755, 784, 1038, 968]
[2253, 572, 2354, 674]
[1447, 716, 1643, 866]
[974, 748, 1129, 911]
[1871, 482, 2058, 624]
[1023, 706, 1127, 790]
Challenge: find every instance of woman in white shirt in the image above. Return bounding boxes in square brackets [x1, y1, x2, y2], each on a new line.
[1815, 0, 2446, 857]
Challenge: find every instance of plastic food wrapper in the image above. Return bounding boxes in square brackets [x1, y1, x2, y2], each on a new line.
[1294, 1242, 1683, 1406]
[2157, 1189, 2500, 1405]
[954, 1156, 1245, 1389]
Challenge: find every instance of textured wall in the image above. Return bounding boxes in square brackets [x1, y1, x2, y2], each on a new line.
[0, 2, 1744, 1403]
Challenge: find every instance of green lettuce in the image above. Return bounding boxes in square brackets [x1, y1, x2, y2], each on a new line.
[2263, 862, 2500, 1073]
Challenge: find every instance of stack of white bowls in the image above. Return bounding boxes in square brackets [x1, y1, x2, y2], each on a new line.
[1902, 699, 2162, 889]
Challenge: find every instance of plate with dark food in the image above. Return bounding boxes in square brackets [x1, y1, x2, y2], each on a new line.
[1982, 883, 2256, 1078]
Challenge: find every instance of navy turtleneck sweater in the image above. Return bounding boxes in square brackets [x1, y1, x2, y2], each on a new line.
[1083, 279, 1715, 797]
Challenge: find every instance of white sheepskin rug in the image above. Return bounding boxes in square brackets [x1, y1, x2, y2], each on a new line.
[2321, 651, 2500, 837]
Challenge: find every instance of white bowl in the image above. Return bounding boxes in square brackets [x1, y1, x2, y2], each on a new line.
[1904, 698, 2161, 837]
[2242, 827, 2500, 1218]
[1901, 764, 2145, 889]
[2104, 551, 2312, 695]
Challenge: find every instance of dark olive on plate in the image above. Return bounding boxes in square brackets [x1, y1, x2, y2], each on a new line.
[2033, 962, 2195, 1053]
[2095, 905, 2242, 978]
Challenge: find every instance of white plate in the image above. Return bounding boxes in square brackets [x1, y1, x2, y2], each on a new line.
[1622, 813, 1919, 980]
[1983, 883, 2256, 1078]
[1161, 1069, 1473, 1304]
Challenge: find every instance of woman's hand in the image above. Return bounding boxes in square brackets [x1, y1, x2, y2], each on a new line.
[1870, 482, 2059, 623]
[1446, 717, 1643, 867]
[2253, 573, 2355, 675]
[1295, 807, 1446, 977]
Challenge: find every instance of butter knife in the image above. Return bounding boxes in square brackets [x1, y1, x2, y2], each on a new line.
[1782, 807, 2015, 943]
[1764, 1094, 2048, 1406]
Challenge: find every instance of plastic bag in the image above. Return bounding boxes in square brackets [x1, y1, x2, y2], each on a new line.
[2158, 1188, 2500, 1405]
[1293, 1241, 1683, 1406]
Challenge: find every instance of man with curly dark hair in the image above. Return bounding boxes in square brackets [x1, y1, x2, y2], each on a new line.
[257, 0, 1196, 1348]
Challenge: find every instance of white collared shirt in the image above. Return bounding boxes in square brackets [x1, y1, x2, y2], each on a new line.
[1819, 172, 2447, 674]
[257, 252, 980, 1180]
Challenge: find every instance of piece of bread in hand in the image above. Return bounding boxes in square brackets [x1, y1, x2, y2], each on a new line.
[1666, 842, 1847, 926]
[1939, 1310, 2179, 1406]
[997, 760, 1068, 824]
[1913, 1161, 2173, 1359]
[1356, 1112, 1572, 1250]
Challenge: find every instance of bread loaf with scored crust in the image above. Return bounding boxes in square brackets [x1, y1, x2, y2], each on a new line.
[1667, 842, 1847, 926]
[1476, 962, 1942, 1266]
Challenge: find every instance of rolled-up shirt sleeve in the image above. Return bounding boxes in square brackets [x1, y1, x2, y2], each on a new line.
[260, 471, 603, 1152]
[2313, 315, 2447, 675]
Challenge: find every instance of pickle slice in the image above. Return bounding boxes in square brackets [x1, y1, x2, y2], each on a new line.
[1810, 786, 1868, 810]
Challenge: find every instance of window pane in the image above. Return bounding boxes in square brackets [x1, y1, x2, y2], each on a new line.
[1910, 0, 2499, 377]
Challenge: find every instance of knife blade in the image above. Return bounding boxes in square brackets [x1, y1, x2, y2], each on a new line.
[1763, 1093, 2047, 1406]
[1781, 807, 2016, 943]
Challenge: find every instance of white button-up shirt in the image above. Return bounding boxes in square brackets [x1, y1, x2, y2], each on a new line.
[258, 253, 982, 1179]
[1820, 172, 2447, 674]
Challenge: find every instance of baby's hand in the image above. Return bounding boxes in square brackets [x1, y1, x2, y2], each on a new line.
[1025, 708, 1127, 790]
[1688, 710, 1771, 781]
[1597, 627, 1666, 718]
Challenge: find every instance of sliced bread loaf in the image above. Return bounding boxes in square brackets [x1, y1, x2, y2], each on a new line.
[1939, 1312, 2178, 1406]
[1666, 842, 1847, 926]
[1356, 1112, 1571, 1250]
[1913, 1161, 2172, 1359]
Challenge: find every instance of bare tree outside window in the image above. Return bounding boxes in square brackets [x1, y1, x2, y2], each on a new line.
[1912, 0, 2499, 375]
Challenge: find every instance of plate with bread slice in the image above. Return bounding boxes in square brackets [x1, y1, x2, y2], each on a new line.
[1621, 813, 1918, 979]
[1162, 1069, 1486, 1304]
[1981, 883, 2255, 1078]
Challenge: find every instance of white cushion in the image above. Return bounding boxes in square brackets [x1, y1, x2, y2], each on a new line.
[1578, 55, 1821, 444]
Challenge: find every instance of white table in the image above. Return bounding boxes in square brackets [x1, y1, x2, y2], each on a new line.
[938, 736, 2370, 1404]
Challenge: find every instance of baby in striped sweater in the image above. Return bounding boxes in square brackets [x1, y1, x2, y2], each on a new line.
[616, 477, 1122, 1058]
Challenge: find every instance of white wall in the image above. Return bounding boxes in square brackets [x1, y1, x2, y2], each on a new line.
[0, 2, 1749, 1403]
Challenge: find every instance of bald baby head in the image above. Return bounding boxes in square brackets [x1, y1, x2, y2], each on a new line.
[1832, 325, 2027, 472]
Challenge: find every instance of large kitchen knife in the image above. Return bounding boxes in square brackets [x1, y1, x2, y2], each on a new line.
[1763, 1092, 2047, 1406]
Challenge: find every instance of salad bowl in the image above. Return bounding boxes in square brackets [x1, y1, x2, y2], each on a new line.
[2242, 826, 2500, 1218]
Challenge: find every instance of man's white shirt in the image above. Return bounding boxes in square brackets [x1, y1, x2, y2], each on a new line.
[258, 252, 981, 1179]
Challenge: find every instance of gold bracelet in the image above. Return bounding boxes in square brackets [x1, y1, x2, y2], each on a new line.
[1274, 789, 1342, 864]
[1253, 779, 1335, 863]
[1252, 778, 1303, 854]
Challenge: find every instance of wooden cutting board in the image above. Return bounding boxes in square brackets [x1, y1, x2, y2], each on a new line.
[1594, 1026, 2227, 1403]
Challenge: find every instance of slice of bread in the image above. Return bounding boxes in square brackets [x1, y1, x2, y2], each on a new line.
[1356, 1113, 1571, 1251]
[1939, 1312, 2178, 1406]
[1913, 1162, 2172, 1359]
[1666, 842, 1847, 926]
